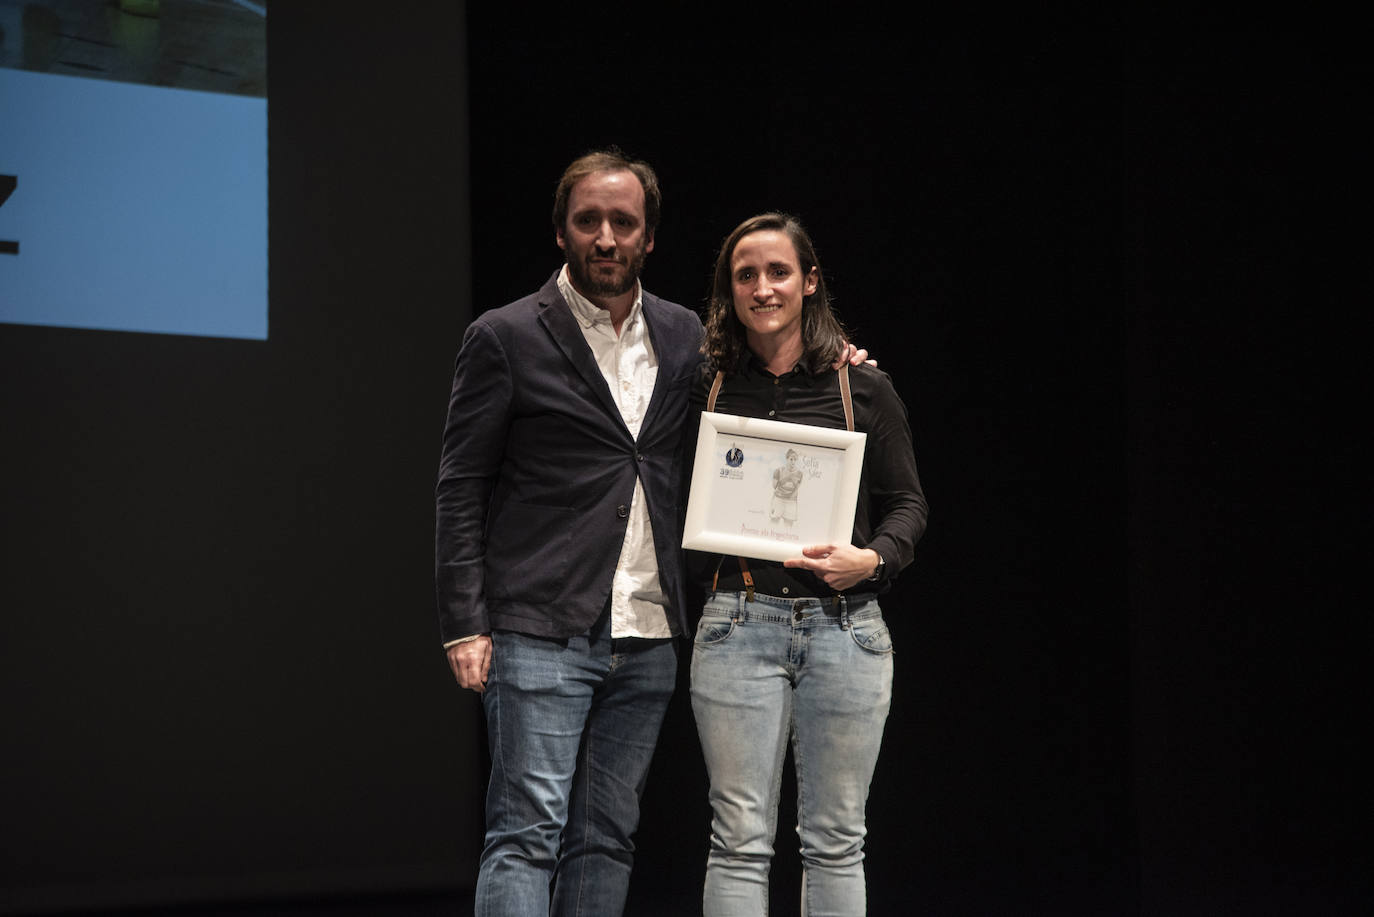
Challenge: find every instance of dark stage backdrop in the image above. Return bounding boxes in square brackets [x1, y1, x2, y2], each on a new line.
[1122, 36, 1364, 917]
[2, 11, 1361, 917]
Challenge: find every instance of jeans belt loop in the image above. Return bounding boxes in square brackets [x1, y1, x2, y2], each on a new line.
[839, 595, 851, 630]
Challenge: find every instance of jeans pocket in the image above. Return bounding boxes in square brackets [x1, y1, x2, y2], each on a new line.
[849, 615, 894, 655]
[694, 613, 736, 647]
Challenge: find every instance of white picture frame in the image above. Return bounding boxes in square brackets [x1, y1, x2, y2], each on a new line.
[683, 412, 867, 562]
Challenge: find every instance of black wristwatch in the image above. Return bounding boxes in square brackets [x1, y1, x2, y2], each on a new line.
[867, 552, 885, 582]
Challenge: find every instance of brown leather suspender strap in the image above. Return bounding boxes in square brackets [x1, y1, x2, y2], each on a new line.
[735, 561, 755, 602]
[710, 561, 755, 602]
[708, 364, 854, 602]
[838, 362, 855, 432]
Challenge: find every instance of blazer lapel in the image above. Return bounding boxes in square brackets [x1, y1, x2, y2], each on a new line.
[535, 276, 627, 429]
[638, 293, 688, 436]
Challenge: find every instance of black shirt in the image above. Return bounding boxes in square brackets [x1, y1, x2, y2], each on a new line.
[686, 354, 929, 598]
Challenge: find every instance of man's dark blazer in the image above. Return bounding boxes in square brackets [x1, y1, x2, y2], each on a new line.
[435, 271, 704, 644]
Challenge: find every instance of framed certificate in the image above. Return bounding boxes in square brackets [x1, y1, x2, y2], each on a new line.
[683, 412, 867, 562]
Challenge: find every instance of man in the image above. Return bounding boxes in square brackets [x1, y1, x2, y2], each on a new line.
[435, 149, 702, 916]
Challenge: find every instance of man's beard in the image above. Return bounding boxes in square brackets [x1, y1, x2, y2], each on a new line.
[566, 244, 649, 299]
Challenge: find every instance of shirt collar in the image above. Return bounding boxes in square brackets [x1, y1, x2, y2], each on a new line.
[558, 264, 643, 331]
[745, 349, 808, 378]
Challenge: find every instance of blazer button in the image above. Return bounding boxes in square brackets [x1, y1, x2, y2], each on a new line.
[635, 452, 644, 462]
[617, 504, 629, 518]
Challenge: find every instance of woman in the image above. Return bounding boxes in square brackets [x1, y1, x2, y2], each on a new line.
[688, 213, 928, 915]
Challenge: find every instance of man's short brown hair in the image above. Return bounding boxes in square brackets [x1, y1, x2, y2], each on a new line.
[552, 148, 661, 235]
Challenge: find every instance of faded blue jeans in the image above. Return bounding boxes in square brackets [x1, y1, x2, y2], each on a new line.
[690, 592, 893, 917]
[475, 611, 677, 917]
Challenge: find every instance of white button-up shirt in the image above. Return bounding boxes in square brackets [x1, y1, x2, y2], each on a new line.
[557, 266, 674, 639]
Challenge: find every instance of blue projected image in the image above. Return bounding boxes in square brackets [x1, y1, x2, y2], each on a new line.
[0, 0, 268, 340]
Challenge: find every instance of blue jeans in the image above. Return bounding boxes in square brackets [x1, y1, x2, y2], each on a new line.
[475, 612, 677, 917]
[690, 592, 894, 917]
